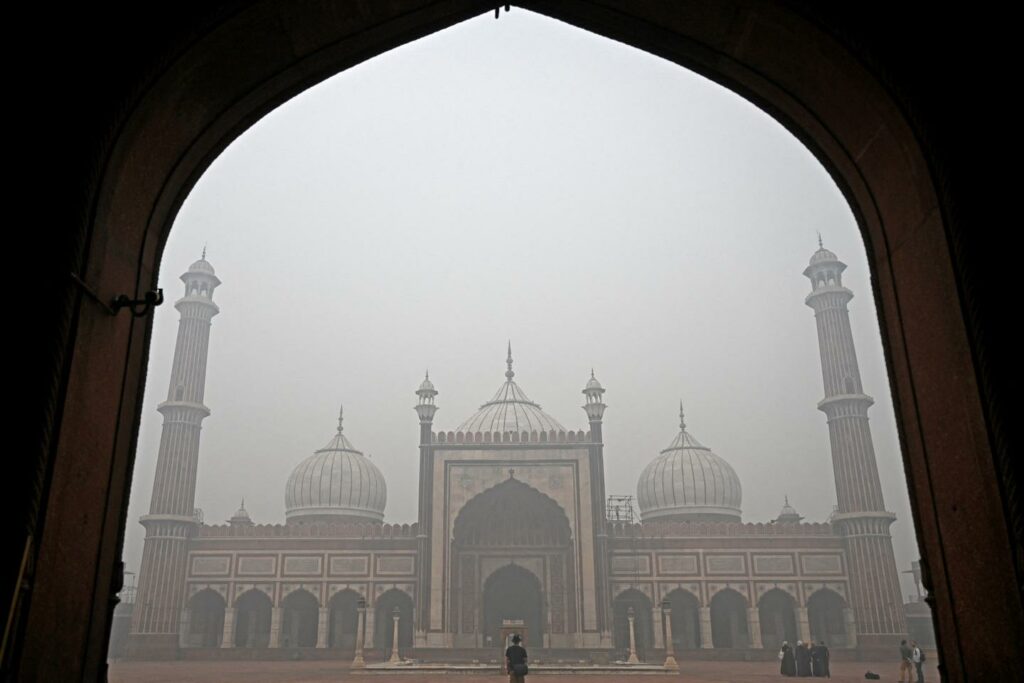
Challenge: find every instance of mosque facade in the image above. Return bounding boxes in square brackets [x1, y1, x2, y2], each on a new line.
[125, 246, 908, 660]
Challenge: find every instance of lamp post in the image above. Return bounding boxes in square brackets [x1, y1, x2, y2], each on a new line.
[351, 597, 366, 668]
[661, 601, 679, 670]
[626, 606, 640, 664]
[388, 606, 401, 663]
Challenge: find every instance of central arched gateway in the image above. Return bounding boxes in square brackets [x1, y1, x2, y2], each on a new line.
[483, 564, 544, 647]
[450, 478, 576, 648]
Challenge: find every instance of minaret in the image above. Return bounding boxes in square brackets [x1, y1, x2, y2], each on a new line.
[804, 242, 906, 648]
[129, 254, 220, 657]
[414, 371, 438, 646]
[582, 369, 612, 645]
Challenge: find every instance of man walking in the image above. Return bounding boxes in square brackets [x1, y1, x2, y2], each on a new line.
[911, 640, 924, 683]
[898, 640, 914, 683]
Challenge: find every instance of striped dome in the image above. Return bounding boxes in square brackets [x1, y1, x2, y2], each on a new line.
[285, 408, 386, 523]
[637, 407, 742, 522]
[455, 346, 566, 434]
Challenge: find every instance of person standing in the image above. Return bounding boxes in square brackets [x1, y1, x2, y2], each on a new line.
[505, 633, 528, 683]
[795, 640, 811, 677]
[898, 640, 914, 683]
[911, 640, 924, 683]
[819, 641, 831, 678]
[780, 641, 796, 676]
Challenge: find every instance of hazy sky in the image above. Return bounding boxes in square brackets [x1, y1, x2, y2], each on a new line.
[123, 9, 922, 597]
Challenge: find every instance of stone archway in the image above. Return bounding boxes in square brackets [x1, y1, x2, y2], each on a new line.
[451, 478, 574, 645]
[186, 589, 225, 648]
[233, 590, 272, 648]
[328, 589, 360, 650]
[710, 589, 748, 649]
[759, 588, 798, 650]
[374, 589, 413, 653]
[18, 3, 1020, 680]
[482, 564, 544, 648]
[612, 589, 654, 660]
[808, 589, 848, 648]
[281, 589, 319, 648]
[663, 588, 701, 650]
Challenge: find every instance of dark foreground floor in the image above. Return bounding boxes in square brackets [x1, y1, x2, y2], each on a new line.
[109, 659, 942, 682]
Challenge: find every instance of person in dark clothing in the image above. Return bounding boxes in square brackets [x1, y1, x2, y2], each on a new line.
[795, 641, 812, 677]
[780, 641, 796, 676]
[810, 641, 830, 677]
[505, 633, 528, 683]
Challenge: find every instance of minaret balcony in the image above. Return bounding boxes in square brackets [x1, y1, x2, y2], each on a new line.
[817, 393, 875, 415]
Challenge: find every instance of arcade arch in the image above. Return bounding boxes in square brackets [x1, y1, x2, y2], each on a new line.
[663, 588, 701, 650]
[612, 588, 654, 660]
[281, 589, 319, 648]
[710, 588, 748, 648]
[233, 590, 272, 648]
[328, 589, 361, 650]
[807, 589, 849, 647]
[374, 589, 414, 653]
[758, 588, 798, 650]
[186, 589, 225, 648]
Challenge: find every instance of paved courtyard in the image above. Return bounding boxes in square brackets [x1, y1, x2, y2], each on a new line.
[109, 659, 942, 682]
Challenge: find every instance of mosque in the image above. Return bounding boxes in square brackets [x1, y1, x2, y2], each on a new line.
[124, 245, 908, 661]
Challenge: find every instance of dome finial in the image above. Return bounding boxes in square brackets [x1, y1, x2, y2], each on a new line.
[337, 404, 344, 433]
[679, 400, 687, 431]
[202, 243, 207, 260]
[425, 369, 429, 381]
[817, 232, 823, 249]
[505, 341, 515, 380]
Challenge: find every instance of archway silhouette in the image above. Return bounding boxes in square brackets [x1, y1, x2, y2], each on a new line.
[483, 564, 544, 648]
[281, 589, 319, 648]
[807, 589, 848, 647]
[710, 589, 748, 649]
[758, 589, 798, 650]
[612, 588, 653, 660]
[233, 590, 272, 648]
[663, 588, 701, 650]
[374, 589, 414, 653]
[328, 589, 360, 650]
[186, 589, 225, 648]
[19, 3, 1019, 680]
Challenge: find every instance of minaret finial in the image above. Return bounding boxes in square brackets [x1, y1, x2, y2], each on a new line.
[591, 368, 595, 379]
[425, 369, 429, 381]
[202, 243, 207, 260]
[240, 497, 245, 510]
[337, 404, 344, 433]
[817, 232, 823, 249]
[505, 341, 514, 380]
[679, 400, 686, 431]
[785, 494, 789, 506]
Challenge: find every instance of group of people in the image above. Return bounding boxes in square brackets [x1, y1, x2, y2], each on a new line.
[779, 640, 830, 678]
[899, 639, 926, 683]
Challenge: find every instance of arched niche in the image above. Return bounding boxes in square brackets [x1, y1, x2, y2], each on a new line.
[281, 589, 319, 648]
[807, 588, 849, 648]
[710, 588, 749, 649]
[186, 589, 225, 648]
[758, 588, 798, 650]
[663, 588, 702, 650]
[612, 588, 654, 661]
[374, 588, 413, 653]
[328, 589, 361, 650]
[233, 589, 272, 649]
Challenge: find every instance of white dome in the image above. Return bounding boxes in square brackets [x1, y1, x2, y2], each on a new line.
[455, 347, 566, 434]
[637, 408, 742, 522]
[285, 409, 386, 523]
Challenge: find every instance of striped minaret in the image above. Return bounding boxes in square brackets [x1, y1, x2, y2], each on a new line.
[129, 254, 220, 657]
[804, 241, 906, 650]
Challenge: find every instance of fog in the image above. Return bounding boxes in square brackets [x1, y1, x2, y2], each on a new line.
[123, 9, 922, 598]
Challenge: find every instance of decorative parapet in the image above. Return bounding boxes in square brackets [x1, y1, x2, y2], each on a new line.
[197, 521, 418, 539]
[431, 429, 591, 444]
[609, 520, 835, 538]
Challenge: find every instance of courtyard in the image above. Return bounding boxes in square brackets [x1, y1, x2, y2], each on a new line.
[109, 659, 942, 682]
